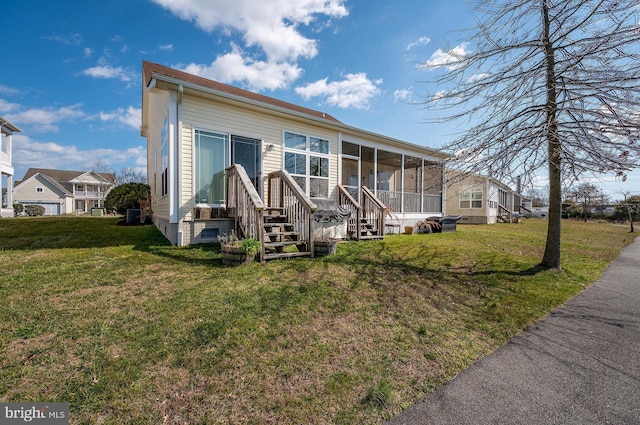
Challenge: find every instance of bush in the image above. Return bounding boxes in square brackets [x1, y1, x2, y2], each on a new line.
[13, 204, 24, 216]
[24, 205, 46, 216]
[105, 183, 150, 215]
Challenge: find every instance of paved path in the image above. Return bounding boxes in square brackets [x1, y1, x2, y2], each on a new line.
[387, 237, 640, 425]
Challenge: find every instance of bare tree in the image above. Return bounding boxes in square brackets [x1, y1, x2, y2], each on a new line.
[618, 190, 638, 233]
[92, 160, 114, 175]
[116, 167, 147, 185]
[423, 0, 640, 268]
[524, 186, 549, 207]
[566, 182, 604, 221]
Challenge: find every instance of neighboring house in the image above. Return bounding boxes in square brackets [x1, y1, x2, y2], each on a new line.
[446, 171, 532, 224]
[13, 168, 115, 216]
[1, 116, 20, 218]
[141, 60, 448, 256]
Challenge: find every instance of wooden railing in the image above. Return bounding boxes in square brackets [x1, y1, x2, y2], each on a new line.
[226, 164, 265, 260]
[266, 170, 317, 254]
[498, 204, 512, 222]
[338, 184, 362, 239]
[362, 186, 387, 238]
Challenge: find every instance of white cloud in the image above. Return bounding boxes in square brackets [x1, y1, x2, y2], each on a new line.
[295, 73, 382, 109]
[43, 33, 83, 45]
[159, 44, 174, 51]
[12, 134, 146, 178]
[80, 65, 134, 82]
[5, 104, 86, 133]
[181, 46, 303, 91]
[420, 43, 469, 70]
[433, 90, 447, 102]
[0, 98, 21, 113]
[99, 106, 141, 130]
[406, 36, 431, 51]
[82, 48, 93, 58]
[152, 0, 348, 89]
[393, 87, 413, 103]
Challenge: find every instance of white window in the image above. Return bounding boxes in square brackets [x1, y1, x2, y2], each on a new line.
[284, 131, 329, 197]
[460, 187, 483, 209]
[194, 130, 229, 205]
[35, 187, 44, 193]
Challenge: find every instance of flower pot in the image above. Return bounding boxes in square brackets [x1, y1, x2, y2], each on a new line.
[314, 239, 337, 257]
[404, 226, 415, 235]
[221, 245, 255, 266]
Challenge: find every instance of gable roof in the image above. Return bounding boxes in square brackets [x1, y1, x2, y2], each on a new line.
[13, 171, 72, 196]
[141, 61, 449, 160]
[18, 168, 116, 186]
[142, 60, 341, 124]
[0, 116, 21, 133]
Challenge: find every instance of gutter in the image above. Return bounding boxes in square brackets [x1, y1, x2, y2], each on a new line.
[149, 73, 450, 161]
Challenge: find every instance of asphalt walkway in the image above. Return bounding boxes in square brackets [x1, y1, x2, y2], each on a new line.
[387, 236, 640, 425]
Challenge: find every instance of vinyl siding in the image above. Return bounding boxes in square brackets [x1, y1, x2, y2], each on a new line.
[147, 90, 170, 221]
[181, 95, 340, 205]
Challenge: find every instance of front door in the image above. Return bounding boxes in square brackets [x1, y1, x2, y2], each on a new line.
[231, 135, 262, 197]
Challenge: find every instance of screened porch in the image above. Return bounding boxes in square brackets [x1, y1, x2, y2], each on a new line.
[340, 141, 444, 214]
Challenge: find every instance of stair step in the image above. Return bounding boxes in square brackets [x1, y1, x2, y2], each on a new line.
[264, 240, 303, 248]
[263, 251, 312, 260]
[265, 231, 299, 237]
[359, 235, 384, 240]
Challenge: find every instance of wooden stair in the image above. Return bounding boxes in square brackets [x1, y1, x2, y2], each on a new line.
[262, 208, 312, 261]
[358, 218, 383, 240]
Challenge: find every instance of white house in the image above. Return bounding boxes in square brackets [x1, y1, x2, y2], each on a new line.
[1, 116, 20, 218]
[13, 168, 115, 215]
[141, 61, 449, 259]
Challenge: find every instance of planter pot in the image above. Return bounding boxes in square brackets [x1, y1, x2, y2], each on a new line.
[314, 239, 337, 257]
[404, 226, 415, 235]
[221, 245, 255, 266]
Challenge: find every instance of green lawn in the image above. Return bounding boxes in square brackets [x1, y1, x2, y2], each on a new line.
[0, 216, 636, 424]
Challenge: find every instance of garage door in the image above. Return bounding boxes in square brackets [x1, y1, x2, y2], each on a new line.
[25, 202, 61, 216]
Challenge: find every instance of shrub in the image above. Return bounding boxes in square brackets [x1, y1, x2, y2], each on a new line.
[105, 183, 150, 215]
[24, 205, 46, 216]
[13, 203, 24, 216]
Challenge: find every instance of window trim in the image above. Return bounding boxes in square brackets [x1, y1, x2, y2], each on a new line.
[193, 128, 230, 207]
[460, 187, 483, 209]
[283, 130, 330, 197]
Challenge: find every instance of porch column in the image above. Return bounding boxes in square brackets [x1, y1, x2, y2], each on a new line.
[400, 154, 405, 213]
[6, 174, 13, 208]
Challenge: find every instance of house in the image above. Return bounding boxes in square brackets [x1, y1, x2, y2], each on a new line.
[1, 116, 20, 218]
[13, 168, 115, 216]
[141, 61, 449, 259]
[446, 171, 532, 224]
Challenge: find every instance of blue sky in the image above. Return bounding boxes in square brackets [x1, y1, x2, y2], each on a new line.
[1, 0, 637, 199]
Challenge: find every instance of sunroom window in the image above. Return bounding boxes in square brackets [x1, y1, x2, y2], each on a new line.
[195, 130, 228, 205]
[283, 131, 330, 197]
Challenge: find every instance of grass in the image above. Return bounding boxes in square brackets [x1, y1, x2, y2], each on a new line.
[0, 216, 636, 424]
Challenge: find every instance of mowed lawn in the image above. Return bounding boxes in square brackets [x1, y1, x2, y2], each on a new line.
[0, 217, 636, 424]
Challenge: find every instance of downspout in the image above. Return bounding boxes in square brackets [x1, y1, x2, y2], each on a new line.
[177, 84, 184, 246]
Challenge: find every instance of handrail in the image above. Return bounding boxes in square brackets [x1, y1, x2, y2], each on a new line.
[338, 184, 362, 240]
[266, 170, 317, 255]
[362, 186, 386, 209]
[362, 186, 387, 239]
[226, 164, 265, 260]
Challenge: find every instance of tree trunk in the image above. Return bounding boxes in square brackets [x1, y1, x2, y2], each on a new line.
[540, 0, 562, 269]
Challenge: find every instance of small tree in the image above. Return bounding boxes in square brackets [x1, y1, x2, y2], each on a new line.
[13, 203, 24, 216]
[566, 183, 604, 222]
[104, 183, 150, 215]
[617, 192, 640, 233]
